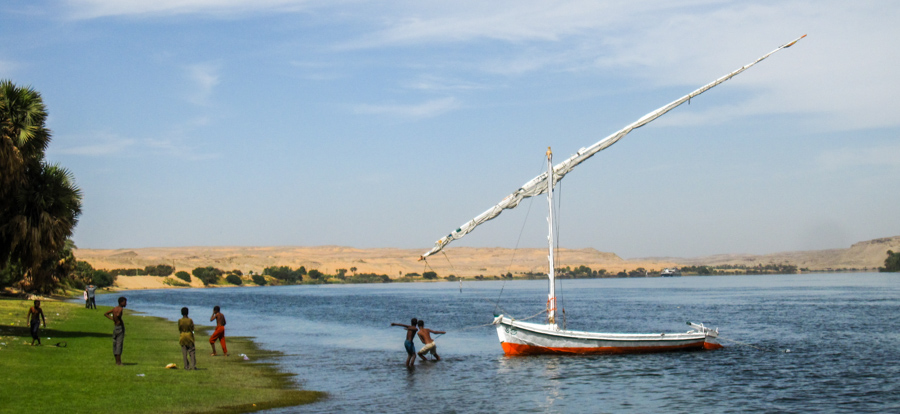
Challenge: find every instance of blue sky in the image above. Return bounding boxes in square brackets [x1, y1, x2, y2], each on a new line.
[2, 0, 898, 258]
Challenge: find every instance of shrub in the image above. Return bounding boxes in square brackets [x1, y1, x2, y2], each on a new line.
[1, 262, 24, 289]
[163, 278, 190, 287]
[251, 275, 267, 286]
[307, 269, 322, 280]
[144, 264, 175, 276]
[110, 268, 143, 276]
[880, 250, 900, 272]
[225, 274, 243, 285]
[347, 273, 392, 283]
[91, 270, 115, 288]
[423, 271, 438, 280]
[192, 266, 223, 286]
[175, 271, 191, 283]
[263, 266, 304, 283]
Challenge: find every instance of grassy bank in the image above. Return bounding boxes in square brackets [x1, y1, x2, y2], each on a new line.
[0, 298, 323, 414]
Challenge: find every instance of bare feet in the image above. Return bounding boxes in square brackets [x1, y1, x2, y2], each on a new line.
[210, 353, 218, 356]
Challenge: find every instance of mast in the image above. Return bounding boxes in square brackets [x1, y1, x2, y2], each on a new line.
[546, 147, 556, 326]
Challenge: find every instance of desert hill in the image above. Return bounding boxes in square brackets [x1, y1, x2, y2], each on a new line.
[660, 236, 900, 271]
[74, 236, 900, 289]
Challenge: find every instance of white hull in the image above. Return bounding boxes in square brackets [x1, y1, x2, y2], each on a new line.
[493, 315, 721, 356]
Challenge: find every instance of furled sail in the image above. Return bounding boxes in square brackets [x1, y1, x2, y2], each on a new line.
[420, 35, 806, 260]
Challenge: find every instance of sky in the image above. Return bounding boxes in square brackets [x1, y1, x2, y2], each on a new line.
[2, 0, 898, 259]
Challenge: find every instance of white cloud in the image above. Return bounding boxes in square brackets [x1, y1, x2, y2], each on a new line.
[54, 131, 137, 156]
[332, 1, 900, 131]
[337, 0, 684, 49]
[0, 60, 21, 75]
[403, 75, 491, 91]
[62, 0, 316, 19]
[354, 97, 460, 118]
[289, 61, 346, 81]
[52, 129, 219, 161]
[186, 63, 220, 105]
[817, 143, 900, 170]
[55, 1, 900, 135]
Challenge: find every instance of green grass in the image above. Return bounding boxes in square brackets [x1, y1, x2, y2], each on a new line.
[0, 298, 323, 414]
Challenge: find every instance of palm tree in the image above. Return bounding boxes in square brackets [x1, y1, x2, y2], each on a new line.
[1, 80, 53, 265]
[1, 163, 82, 293]
[0, 80, 82, 293]
[0, 80, 50, 192]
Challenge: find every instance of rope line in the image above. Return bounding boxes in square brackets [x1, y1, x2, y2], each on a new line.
[440, 251, 462, 293]
[716, 336, 788, 353]
[435, 308, 549, 336]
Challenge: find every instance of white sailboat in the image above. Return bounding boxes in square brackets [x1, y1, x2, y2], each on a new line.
[421, 35, 805, 356]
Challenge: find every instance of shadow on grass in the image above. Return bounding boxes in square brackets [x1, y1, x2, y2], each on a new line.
[0, 326, 109, 339]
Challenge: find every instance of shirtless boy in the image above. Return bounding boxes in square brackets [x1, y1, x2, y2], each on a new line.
[390, 318, 418, 368]
[104, 297, 127, 365]
[26, 300, 46, 346]
[209, 306, 228, 356]
[416, 320, 445, 361]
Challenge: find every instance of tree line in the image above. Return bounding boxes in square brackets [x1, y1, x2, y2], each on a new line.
[106, 264, 175, 277]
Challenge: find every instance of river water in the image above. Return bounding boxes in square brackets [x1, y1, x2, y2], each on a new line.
[96, 273, 900, 413]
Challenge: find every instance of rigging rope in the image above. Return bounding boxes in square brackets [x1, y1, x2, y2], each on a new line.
[437, 251, 461, 293]
[496, 156, 547, 310]
[424, 254, 518, 318]
[554, 179, 566, 329]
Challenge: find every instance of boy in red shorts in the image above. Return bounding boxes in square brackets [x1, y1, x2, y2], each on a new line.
[209, 306, 228, 356]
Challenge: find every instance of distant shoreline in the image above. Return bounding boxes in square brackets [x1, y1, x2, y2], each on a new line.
[101, 267, 882, 292]
[74, 237, 900, 290]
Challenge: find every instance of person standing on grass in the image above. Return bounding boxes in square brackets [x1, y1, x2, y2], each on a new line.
[416, 320, 445, 362]
[179, 307, 197, 370]
[86, 284, 97, 309]
[104, 297, 127, 365]
[390, 318, 419, 368]
[209, 306, 228, 356]
[26, 300, 46, 346]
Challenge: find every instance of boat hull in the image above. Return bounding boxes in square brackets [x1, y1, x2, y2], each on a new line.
[494, 316, 722, 356]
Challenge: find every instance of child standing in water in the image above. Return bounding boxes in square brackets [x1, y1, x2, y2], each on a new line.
[416, 320, 445, 362]
[391, 318, 419, 368]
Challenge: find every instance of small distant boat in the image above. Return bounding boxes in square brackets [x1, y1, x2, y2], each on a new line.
[420, 35, 805, 356]
[661, 268, 680, 277]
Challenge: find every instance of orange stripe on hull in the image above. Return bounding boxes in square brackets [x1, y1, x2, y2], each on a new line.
[501, 341, 721, 356]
